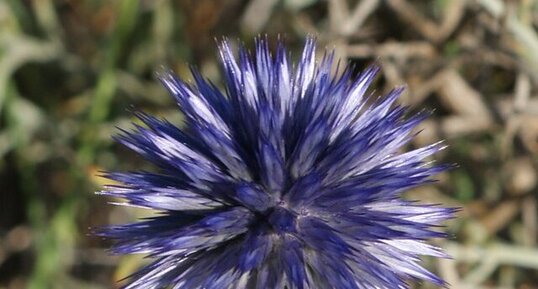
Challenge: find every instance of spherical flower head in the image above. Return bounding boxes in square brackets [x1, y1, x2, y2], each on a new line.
[98, 37, 457, 289]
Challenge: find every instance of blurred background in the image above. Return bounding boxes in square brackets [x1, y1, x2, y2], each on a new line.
[1, 0, 537, 288]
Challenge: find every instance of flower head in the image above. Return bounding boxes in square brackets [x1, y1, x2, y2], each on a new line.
[99, 37, 456, 289]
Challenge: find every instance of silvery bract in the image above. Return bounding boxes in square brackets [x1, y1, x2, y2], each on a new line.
[98, 38, 456, 289]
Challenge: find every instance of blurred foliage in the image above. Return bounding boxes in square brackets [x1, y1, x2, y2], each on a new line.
[0, 0, 537, 289]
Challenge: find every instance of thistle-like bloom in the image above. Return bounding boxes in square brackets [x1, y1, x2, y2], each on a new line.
[99, 38, 456, 289]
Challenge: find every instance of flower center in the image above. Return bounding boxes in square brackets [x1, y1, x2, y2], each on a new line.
[267, 206, 297, 234]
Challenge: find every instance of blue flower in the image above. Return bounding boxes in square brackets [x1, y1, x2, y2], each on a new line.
[98, 37, 457, 289]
